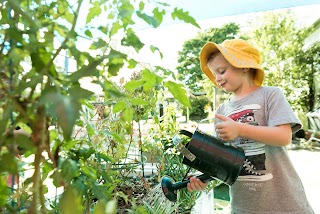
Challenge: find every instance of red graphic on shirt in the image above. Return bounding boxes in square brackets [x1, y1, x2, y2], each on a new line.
[223, 104, 273, 182]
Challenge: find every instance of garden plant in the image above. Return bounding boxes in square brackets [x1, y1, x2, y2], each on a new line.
[0, 0, 201, 213]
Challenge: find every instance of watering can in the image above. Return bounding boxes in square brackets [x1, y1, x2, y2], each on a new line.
[161, 129, 245, 202]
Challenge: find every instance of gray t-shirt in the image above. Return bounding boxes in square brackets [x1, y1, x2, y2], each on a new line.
[215, 86, 314, 214]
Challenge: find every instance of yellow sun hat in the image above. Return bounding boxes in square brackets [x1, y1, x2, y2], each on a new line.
[199, 39, 264, 86]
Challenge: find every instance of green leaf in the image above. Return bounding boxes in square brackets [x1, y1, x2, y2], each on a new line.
[68, 56, 106, 82]
[113, 101, 127, 113]
[72, 176, 88, 195]
[118, 0, 134, 18]
[94, 79, 125, 99]
[85, 29, 93, 38]
[171, 8, 200, 28]
[128, 59, 138, 68]
[141, 69, 158, 91]
[57, 1, 67, 15]
[86, 123, 96, 136]
[64, 10, 74, 24]
[15, 74, 43, 94]
[0, 153, 18, 174]
[139, 1, 145, 11]
[90, 38, 108, 49]
[110, 21, 122, 37]
[124, 79, 145, 92]
[14, 131, 35, 155]
[136, 11, 160, 28]
[111, 133, 124, 144]
[54, 23, 69, 38]
[92, 184, 112, 200]
[96, 152, 114, 163]
[121, 28, 144, 52]
[108, 12, 115, 19]
[56, 98, 81, 139]
[150, 45, 163, 59]
[7, 0, 41, 30]
[31, 47, 57, 76]
[106, 49, 127, 76]
[0, 107, 12, 132]
[68, 86, 94, 100]
[123, 108, 133, 122]
[108, 58, 125, 76]
[61, 159, 80, 182]
[128, 98, 149, 106]
[40, 92, 81, 140]
[118, 0, 135, 27]
[81, 165, 97, 180]
[87, 1, 102, 24]
[164, 81, 191, 108]
[0, 177, 10, 207]
[58, 186, 84, 214]
[93, 200, 107, 214]
[152, 8, 165, 26]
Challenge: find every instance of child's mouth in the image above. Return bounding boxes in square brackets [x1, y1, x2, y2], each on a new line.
[220, 81, 227, 87]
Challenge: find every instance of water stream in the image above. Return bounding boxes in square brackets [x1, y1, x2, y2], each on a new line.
[143, 183, 179, 214]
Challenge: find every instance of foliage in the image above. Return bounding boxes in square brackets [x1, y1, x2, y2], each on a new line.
[299, 41, 320, 110]
[148, 105, 201, 213]
[250, 11, 311, 116]
[176, 23, 241, 91]
[182, 96, 212, 121]
[0, 0, 199, 213]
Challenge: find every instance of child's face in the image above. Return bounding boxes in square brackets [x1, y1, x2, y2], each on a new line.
[207, 53, 248, 93]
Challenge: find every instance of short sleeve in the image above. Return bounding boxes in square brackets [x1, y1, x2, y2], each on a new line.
[265, 87, 301, 133]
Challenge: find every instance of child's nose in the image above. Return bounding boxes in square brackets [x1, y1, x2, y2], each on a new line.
[215, 74, 221, 81]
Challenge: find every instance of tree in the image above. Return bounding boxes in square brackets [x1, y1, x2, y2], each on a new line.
[0, 0, 199, 213]
[182, 96, 212, 121]
[176, 23, 241, 91]
[250, 11, 311, 116]
[299, 42, 320, 111]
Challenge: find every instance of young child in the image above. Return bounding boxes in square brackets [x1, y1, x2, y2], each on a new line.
[187, 39, 315, 214]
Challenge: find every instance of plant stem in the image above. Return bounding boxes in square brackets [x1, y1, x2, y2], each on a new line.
[29, 147, 41, 214]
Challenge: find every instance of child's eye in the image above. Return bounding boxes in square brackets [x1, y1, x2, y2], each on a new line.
[219, 70, 225, 75]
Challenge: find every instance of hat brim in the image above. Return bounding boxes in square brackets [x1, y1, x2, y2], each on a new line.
[200, 42, 264, 86]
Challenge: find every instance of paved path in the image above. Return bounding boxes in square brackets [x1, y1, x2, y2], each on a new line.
[288, 149, 320, 214]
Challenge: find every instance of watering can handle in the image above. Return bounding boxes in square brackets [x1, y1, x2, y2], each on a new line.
[170, 173, 214, 190]
[178, 129, 193, 138]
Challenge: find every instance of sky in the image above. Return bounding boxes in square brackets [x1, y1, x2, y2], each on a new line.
[170, 0, 320, 22]
[133, 3, 320, 72]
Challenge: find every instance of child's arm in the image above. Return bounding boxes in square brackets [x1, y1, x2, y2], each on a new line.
[215, 114, 292, 146]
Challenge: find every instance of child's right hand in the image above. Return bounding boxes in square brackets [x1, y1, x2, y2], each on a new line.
[215, 114, 240, 141]
[187, 176, 209, 192]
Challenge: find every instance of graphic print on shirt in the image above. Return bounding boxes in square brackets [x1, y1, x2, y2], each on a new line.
[226, 104, 273, 182]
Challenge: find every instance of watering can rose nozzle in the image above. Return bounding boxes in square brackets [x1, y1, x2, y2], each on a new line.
[172, 134, 182, 146]
[161, 174, 214, 202]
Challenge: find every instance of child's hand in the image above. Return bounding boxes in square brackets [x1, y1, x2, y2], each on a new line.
[215, 114, 240, 141]
[187, 176, 208, 192]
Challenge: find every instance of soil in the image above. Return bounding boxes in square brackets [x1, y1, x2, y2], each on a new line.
[116, 175, 159, 213]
